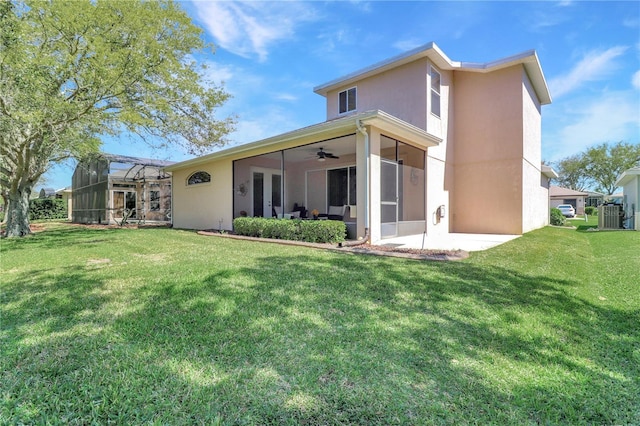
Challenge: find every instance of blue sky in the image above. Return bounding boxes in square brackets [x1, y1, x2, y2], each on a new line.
[45, 0, 640, 189]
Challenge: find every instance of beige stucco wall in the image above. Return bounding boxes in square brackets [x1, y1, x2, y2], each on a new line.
[521, 70, 548, 232]
[622, 176, 640, 229]
[451, 65, 526, 234]
[171, 162, 234, 231]
[325, 58, 429, 130]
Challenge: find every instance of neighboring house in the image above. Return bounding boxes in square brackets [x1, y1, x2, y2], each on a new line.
[39, 187, 57, 198]
[56, 187, 73, 220]
[550, 185, 588, 215]
[615, 167, 640, 230]
[72, 153, 173, 225]
[165, 42, 554, 243]
[37, 187, 73, 220]
[586, 191, 605, 208]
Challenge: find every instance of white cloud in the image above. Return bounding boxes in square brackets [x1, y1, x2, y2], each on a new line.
[392, 39, 424, 52]
[632, 70, 640, 89]
[548, 46, 629, 98]
[275, 93, 298, 102]
[200, 61, 235, 85]
[544, 91, 640, 160]
[191, 1, 317, 62]
[228, 107, 300, 145]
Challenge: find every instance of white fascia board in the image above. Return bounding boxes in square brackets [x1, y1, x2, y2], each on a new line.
[615, 167, 640, 187]
[314, 43, 551, 105]
[360, 110, 442, 148]
[541, 165, 559, 179]
[164, 110, 441, 172]
[313, 42, 457, 96]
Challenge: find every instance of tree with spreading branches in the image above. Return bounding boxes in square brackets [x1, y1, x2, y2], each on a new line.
[0, 0, 234, 237]
[553, 141, 640, 194]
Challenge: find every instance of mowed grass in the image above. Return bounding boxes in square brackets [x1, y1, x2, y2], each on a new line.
[1, 222, 638, 425]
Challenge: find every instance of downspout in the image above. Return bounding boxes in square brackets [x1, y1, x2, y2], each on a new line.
[340, 119, 371, 247]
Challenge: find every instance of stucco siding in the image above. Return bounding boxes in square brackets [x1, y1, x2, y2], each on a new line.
[425, 155, 450, 236]
[622, 176, 639, 229]
[325, 59, 429, 129]
[521, 68, 547, 232]
[171, 162, 234, 231]
[451, 65, 525, 234]
[522, 160, 549, 232]
[453, 159, 523, 234]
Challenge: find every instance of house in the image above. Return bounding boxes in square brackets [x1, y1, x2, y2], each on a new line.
[39, 187, 56, 198]
[615, 167, 640, 230]
[549, 185, 588, 215]
[72, 153, 173, 225]
[165, 42, 554, 244]
[586, 191, 606, 208]
[56, 187, 73, 220]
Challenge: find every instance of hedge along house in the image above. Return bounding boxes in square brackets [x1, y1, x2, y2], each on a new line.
[165, 42, 553, 243]
[72, 153, 174, 225]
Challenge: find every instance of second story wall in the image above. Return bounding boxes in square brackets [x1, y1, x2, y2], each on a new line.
[325, 58, 433, 131]
[451, 65, 528, 234]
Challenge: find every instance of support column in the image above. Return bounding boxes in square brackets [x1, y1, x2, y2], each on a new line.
[356, 130, 366, 239]
[369, 127, 382, 244]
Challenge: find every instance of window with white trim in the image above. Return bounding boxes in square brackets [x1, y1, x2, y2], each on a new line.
[187, 171, 211, 185]
[430, 68, 441, 118]
[339, 87, 357, 114]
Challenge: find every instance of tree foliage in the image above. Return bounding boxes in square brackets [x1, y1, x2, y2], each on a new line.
[553, 141, 640, 195]
[553, 154, 590, 192]
[0, 0, 234, 237]
[583, 142, 640, 195]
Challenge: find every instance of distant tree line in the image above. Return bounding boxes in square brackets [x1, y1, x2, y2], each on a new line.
[552, 141, 640, 195]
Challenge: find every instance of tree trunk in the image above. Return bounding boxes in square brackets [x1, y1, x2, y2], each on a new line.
[1, 192, 8, 225]
[4, 185, 32, 237]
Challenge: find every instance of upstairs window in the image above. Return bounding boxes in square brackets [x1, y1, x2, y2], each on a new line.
[187, 171, 211, 185]
[430, 68, 441, 118]
[339, 87, 357, 114]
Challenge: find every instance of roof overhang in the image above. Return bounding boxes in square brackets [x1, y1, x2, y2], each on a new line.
[164, 110, 442, 172]
[541, 165, 559, 179]
[313, 42, 552, 105]
[615, 167, 640, 187]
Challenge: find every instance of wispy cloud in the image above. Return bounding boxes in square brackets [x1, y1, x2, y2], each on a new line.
[191, 1, 317, 62]
[632, 70, 640, 90]
[548, 46, 629, 98]
[544, 90, 640, 160]
[392, 39, 424, 52]
[228, 107, 301, 145]
[275, 93, 298, 102]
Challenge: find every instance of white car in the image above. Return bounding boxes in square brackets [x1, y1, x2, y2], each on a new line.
[557, 204, 576, 218]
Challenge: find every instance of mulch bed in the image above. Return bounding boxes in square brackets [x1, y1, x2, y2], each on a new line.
[197, 230, 468, 261]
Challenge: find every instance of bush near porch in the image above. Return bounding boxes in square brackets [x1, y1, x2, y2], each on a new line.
[233, 217, 346, 244]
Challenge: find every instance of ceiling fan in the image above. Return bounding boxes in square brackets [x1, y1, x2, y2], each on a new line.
[316, 147, 339, 162]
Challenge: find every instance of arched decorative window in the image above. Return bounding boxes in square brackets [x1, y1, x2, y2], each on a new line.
[187, 171, 211, 185]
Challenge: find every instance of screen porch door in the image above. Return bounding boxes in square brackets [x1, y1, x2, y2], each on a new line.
[252, 168, 282, 217]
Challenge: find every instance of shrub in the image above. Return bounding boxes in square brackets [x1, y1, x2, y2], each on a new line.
[233, 217, 345, 244]
[550, 208, 565, 226]
[585, 206, 597, 216]
[29, 198, 67, 220]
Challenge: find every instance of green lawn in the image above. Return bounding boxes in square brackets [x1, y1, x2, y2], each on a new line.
[1, 222, 638, 425]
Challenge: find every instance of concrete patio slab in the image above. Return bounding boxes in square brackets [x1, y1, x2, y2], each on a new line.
[379, 232, 520, 252]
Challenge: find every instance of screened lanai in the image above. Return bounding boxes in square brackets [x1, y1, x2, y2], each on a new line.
[231, 131, 427, 240]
